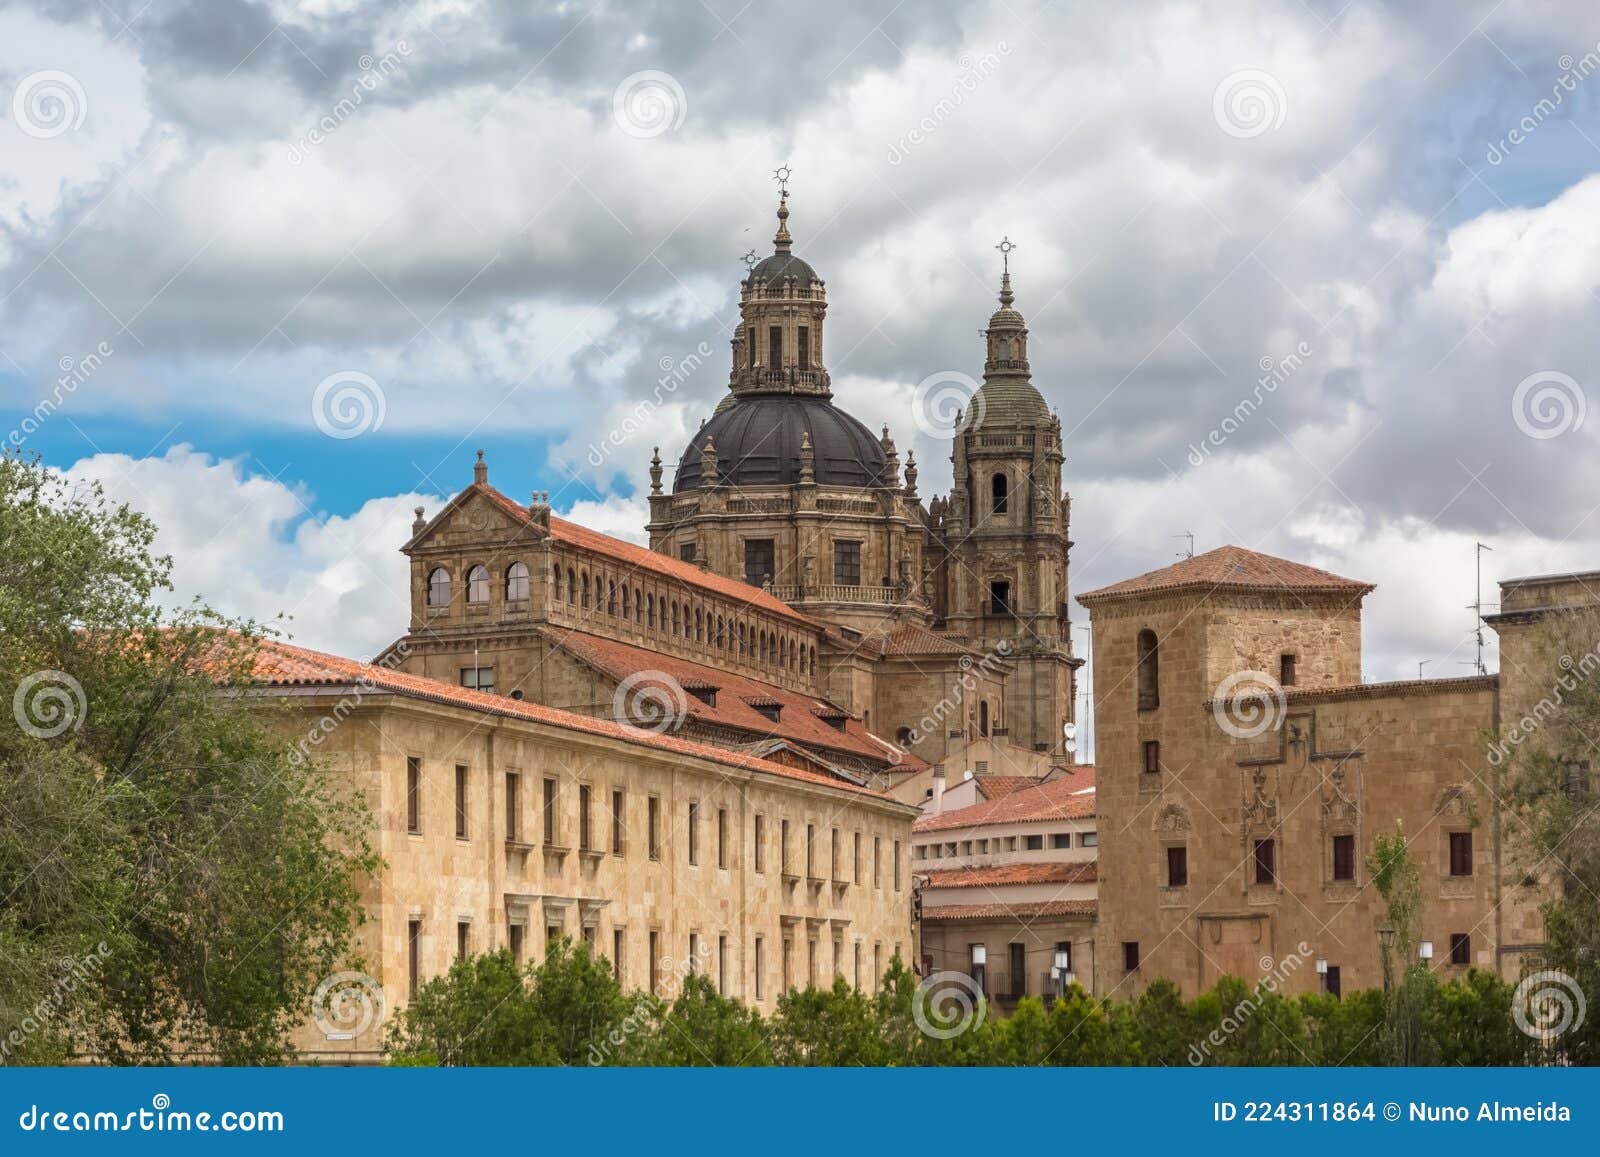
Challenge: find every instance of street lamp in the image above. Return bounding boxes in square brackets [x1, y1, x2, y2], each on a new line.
[1419, 941, 1433, 961]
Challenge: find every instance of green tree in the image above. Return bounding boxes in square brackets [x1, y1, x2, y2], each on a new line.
[388, 950, 555, 1066]
[771, 976, 901, 1065]
[625, 974, 772, 1065]
[1368, 823, 1430, 1064]
[1300, 989, 1384, 1066]
[0, 453, 376, 1064]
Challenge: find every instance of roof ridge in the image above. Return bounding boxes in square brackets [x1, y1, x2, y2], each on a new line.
[1079, 543, 1373, 603]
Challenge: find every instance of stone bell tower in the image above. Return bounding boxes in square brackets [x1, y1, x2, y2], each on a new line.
[933, 240, 1079, 755]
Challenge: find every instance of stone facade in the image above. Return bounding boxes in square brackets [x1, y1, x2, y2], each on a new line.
[1081, 546, 1551, 999]
[251, 642, 917, 1063]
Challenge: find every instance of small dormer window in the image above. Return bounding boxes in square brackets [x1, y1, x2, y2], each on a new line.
[755, 704, 781, 724]
[689, 687, 717, 708]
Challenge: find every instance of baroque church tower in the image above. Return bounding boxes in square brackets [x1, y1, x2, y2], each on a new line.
[929, 248, 1079, 754]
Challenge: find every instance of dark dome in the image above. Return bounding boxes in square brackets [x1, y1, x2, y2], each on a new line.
[749, 251, 818, 288]
[676, 395, 887, 491]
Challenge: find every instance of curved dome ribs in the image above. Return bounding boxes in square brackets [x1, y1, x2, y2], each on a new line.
[675, 396, 887, 492]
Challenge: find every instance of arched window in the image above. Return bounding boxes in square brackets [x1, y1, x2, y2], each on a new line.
[466, 565, 490, 604]
[547, 562, 559, 603]
[567, 568, 576, 605]
[621, 586, 630, 620]
[507, 562, 530, 602]
[716, 615, 726, 649]
[427, 567, 451, 607]
[695, 607, 704, 642]
[580, 570, 590, 608]
[979, 700, 990, 737]
[738, 623, 747, 655]
[991, 472, 1009, 514]
[647, 594, 656, 629]
[607, 581, 618, 616]
[635, 587, 643, 623]
[672, 602, 681, 635]
[1137, 629, 1160, 711]
[809, 646, 816, 677]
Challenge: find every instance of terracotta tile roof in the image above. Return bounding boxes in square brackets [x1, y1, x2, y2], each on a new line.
[231, 635, 900, 802]
[925, 861, 1098, 888]
[1078, 545, 1373, 604]
[921, 899, 1097, 921]
[464, 483, 814, 626]
[542, 628, 925, 772]
[916, 770, 1096, 833]
[881, 624, 985, 658]
[973, 775, 1042, 800]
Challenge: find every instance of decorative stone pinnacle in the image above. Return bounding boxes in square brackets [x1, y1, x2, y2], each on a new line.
[473, 448, 488, 484]
[649, 447, 663, 495]
[412, 505, 426, 534]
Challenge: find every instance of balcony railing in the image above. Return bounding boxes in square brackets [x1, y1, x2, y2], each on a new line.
[770, 584, 906, 604]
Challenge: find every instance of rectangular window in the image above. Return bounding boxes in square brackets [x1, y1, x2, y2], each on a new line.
[1449, 831, 1474, 877]
[1331, 833, 1355, 881]
[755, 937, 764, 1001]
[1009, 942, 1026, 999]
[505, 773, 520, 841]
[688, 933, 699, 975]
[743, 538, 776, 587]
[831, 827, 840, 880]
[781, 819, 791, 874]
[648, 796, 661, 860]
[406, 757, 422, 834]
[578, 785, 592, 851]
[1024, 834, 1044, 851]
[808, 939, 817, 987]
[1253, 838, 1276, 885]
[718, 935, 728, 994]
[989, 580, 1011, 615]
[969, 944, 986, 994]
[806, 823, 815, 877]
[1080, 831, 1098, 848]
[1123, 941, 1140, 972]
[679, 542, 697, 563]
[1279, 653, 1297, 687]
[688, 801, 700, 865]
[768, 325, 781, 367]
[854, 941, 862, 989]
[854, 831, 862, 883]
[782, 938, 793, 992]
[874, 943, 881, 987]
[460, 666, 494, 694]
[1167, 845, 1188, 887]
[509, 924, 524, 966]
[454, 765, 469, 838]
[873, 836, 882, 887]
[543, 777, 557, 846]
[1325, 966, 1341, 999]
[611, 789, 624, 855]
[1052, 833, 1072, 849]
[717, 807, 728, 869]
[894, 840, 902, 890]
[649, 931, 660, 995]
[797, 325, 810, 370]
[1055, 940, 1073, 976]
[457, 920, 470, 960]
[754, 814, 766, 873]
[833, 540, 862, 587]
[408, 919, 422, 996]
[1143, 740, 1160, 774]
[582, 924, 596, 952]
[613, 928, 625, 983]
[1449, 933, 1470, 966]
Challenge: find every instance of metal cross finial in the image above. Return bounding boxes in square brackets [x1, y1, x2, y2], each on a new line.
[996, 235, 1017, 274]
[773, 164, 792, 195]
[742, 249, 756, 271]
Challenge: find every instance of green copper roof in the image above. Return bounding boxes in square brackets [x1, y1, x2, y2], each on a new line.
[969, 376, 1051, 428]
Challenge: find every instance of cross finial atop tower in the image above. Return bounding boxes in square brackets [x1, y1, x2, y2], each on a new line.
[742, 248, 756, 272]
[772, 165, 794, 253]
[995, 236, 1017, 307]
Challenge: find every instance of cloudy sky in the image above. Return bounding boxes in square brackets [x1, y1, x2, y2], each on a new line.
[5, 0, 1600, 704]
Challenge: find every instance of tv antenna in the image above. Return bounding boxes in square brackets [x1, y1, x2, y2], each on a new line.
[1174, 531, 1195, 559]
[1468, 541, 1494, 676]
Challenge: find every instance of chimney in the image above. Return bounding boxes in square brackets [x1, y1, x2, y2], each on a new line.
[931, 766, 947, 816]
